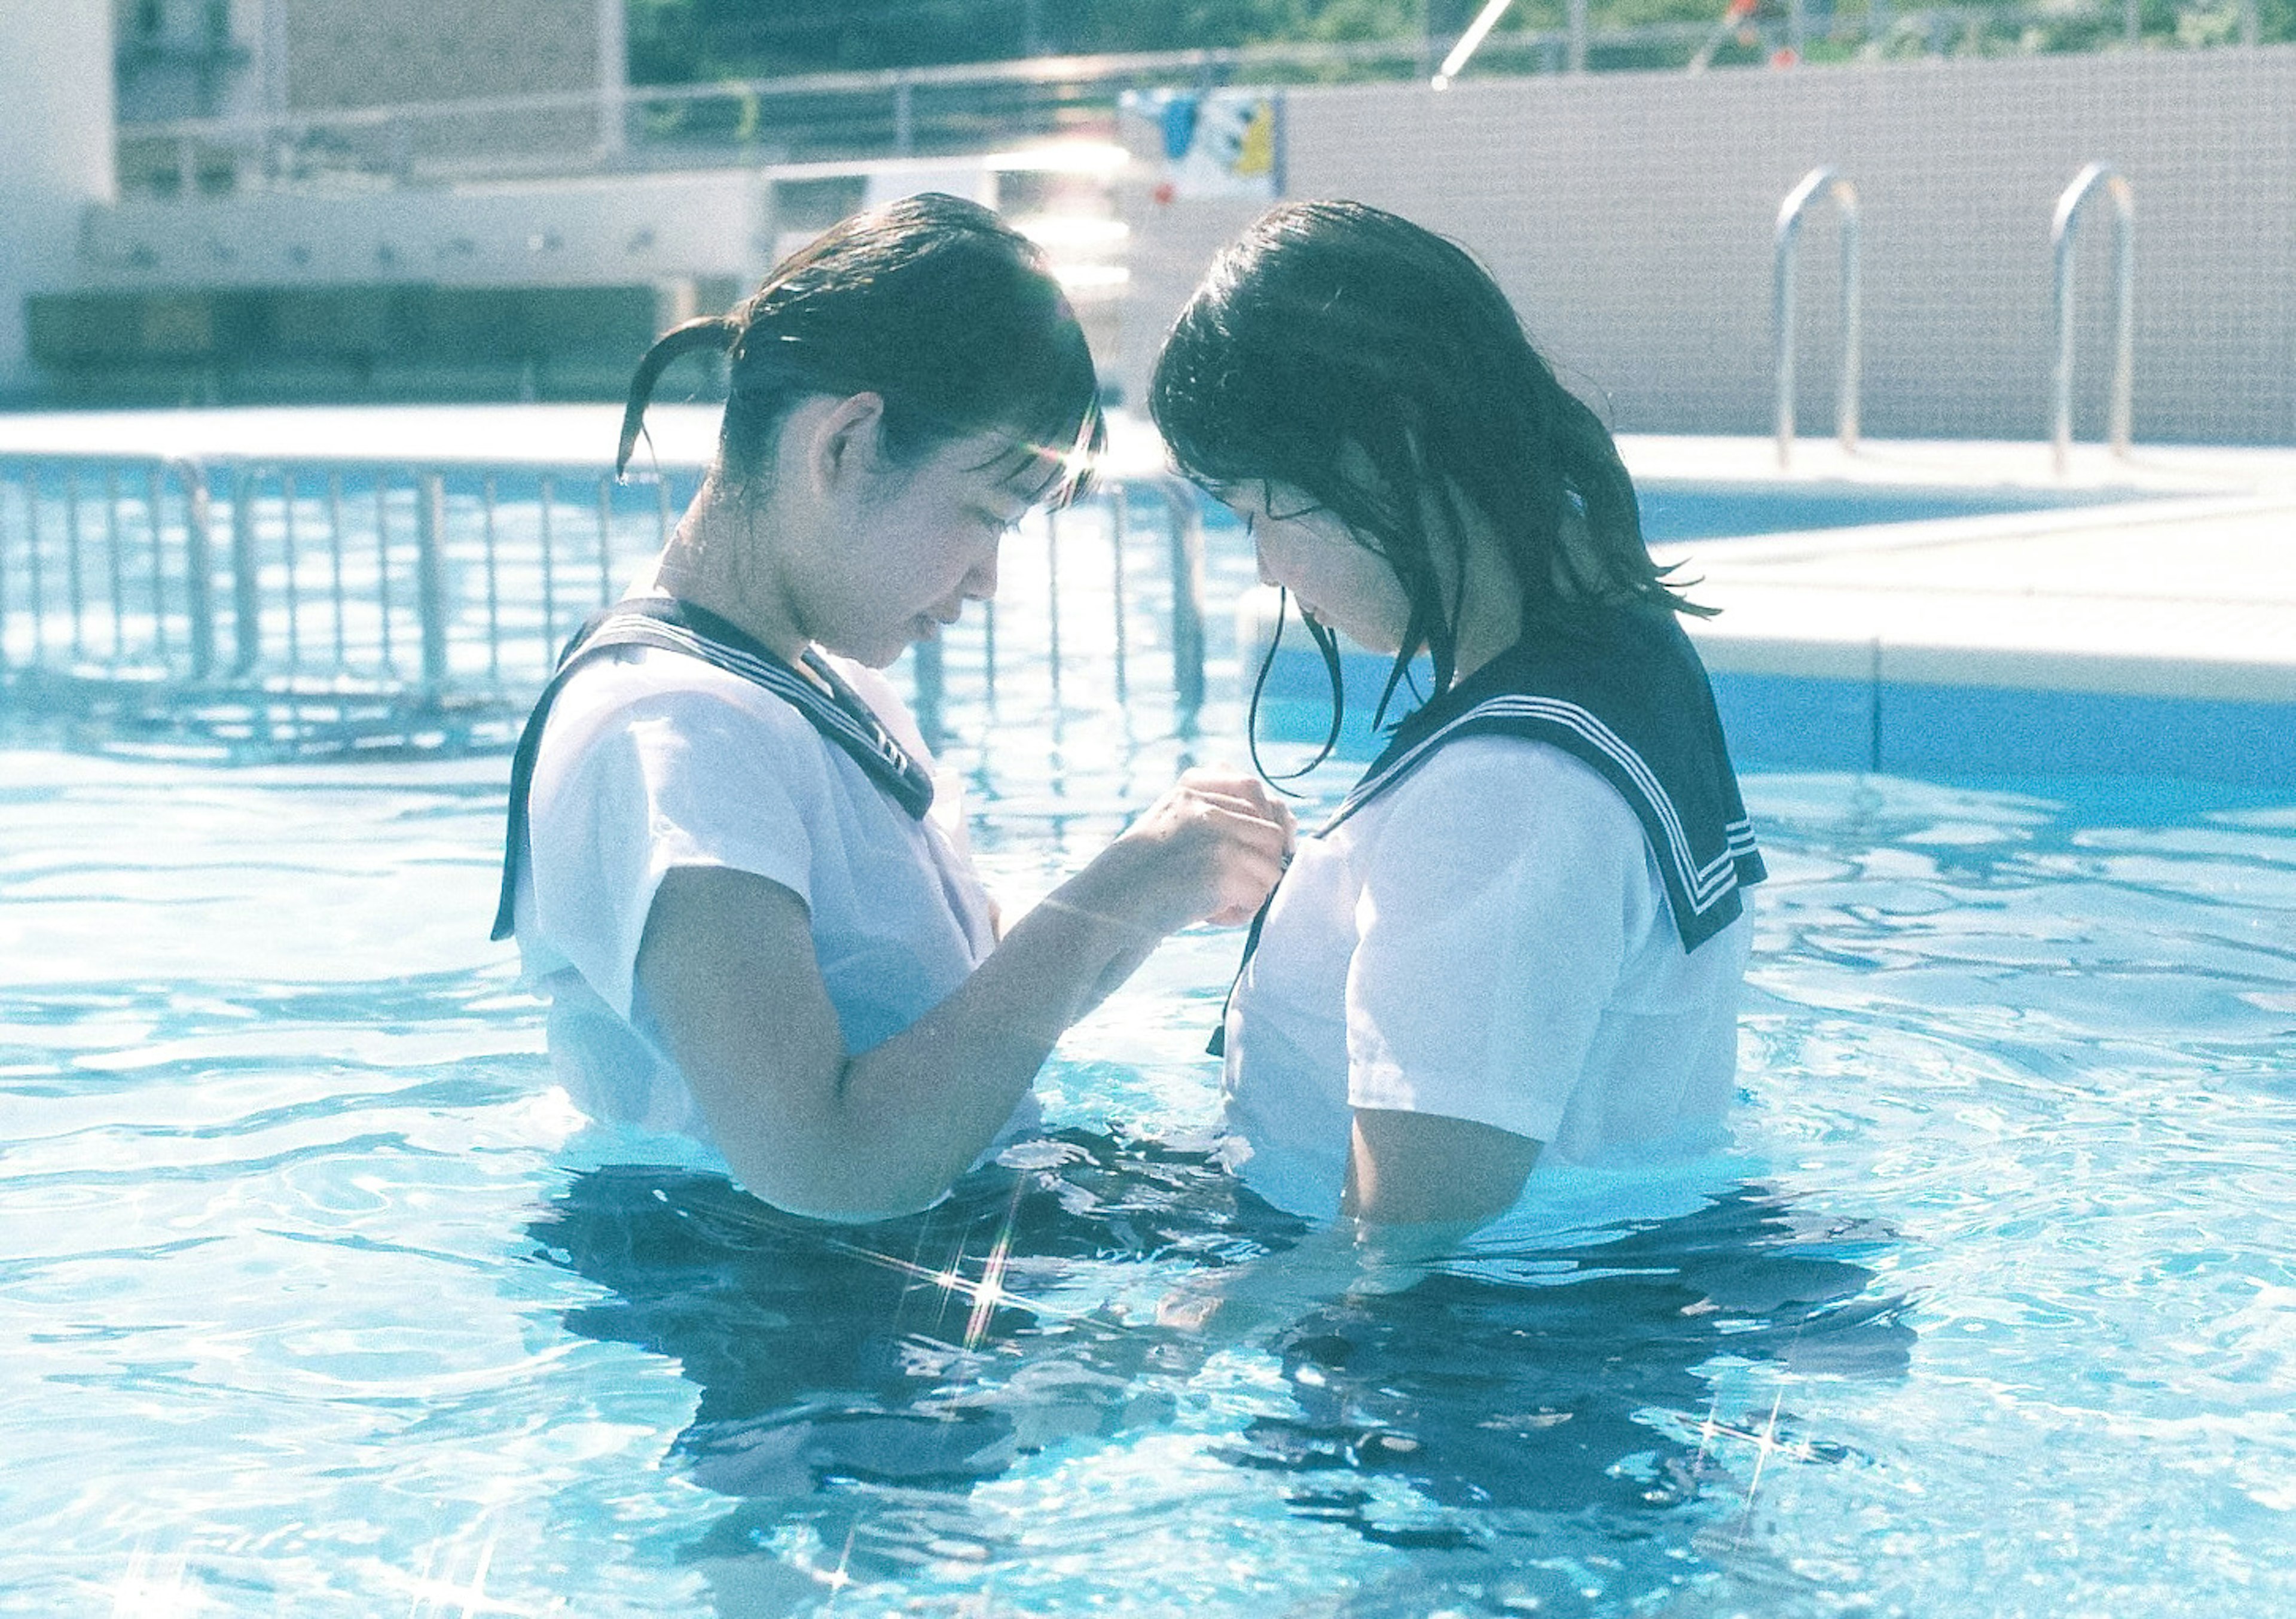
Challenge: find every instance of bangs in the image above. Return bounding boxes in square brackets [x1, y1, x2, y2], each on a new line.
[1154, 352, 1326, 511]
[987, 382, 1106, 511]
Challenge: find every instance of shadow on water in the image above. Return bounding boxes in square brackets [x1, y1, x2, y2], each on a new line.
[529, 1134, 1915, 1611]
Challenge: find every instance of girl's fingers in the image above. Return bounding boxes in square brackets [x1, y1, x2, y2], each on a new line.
[1199, 797, 1296, 843]
[1175, 770, 1292, 815]
[1195, 803, 1296, 855]
[1213, 850, 1290, 917]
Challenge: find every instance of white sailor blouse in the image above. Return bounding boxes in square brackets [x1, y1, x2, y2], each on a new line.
[495, 597, 1004, 1148]
[1216, 606, 1764, 1221]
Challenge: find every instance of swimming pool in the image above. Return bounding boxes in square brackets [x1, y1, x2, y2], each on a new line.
[2, 732, 2290, 1615]
[1629, 478, 2154, 543]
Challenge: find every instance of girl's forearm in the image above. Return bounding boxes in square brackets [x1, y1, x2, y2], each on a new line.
[749, 867, 1173, 1220]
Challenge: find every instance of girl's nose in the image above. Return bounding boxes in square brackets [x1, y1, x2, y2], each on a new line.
[963, 542, 1000, 600]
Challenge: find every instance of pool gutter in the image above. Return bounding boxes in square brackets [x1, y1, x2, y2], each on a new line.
[1241, 480, 2296, 791]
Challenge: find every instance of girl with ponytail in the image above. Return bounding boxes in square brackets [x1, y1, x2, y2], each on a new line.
[497, 193, 1293, 1221]
[1150, 201, 1764, 1237]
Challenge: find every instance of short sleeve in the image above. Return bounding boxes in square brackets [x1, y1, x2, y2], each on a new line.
[1344, 737, 1657, 1144]
[526, 665, 827, 1023]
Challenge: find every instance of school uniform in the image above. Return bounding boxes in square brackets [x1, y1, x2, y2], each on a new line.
[493, 596, 1021, 1167]
[1217, 606, 1766, 1222]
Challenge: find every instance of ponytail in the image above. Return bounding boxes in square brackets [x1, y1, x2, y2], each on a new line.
[616, 315, 738, 479]
[616, 193, 1104, 505]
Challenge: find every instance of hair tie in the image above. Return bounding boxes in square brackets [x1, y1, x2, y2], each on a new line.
[615, 315, 740, 478]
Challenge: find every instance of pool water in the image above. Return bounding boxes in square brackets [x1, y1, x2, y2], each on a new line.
[2, 733, 2292, 1616]
[1628, 480, 2151, 544]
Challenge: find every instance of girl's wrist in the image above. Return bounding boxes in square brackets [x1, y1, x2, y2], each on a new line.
[1059, 841, 1193, 942]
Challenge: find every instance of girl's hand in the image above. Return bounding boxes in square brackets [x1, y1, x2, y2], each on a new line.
[1085, 769, 1295, 935]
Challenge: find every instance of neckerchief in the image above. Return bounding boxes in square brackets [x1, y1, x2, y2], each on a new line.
[490, 596, 933, 942]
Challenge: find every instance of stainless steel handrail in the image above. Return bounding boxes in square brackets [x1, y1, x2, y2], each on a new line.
[2051, 161, 2135, 475]
[1773, 167, 1862, 468]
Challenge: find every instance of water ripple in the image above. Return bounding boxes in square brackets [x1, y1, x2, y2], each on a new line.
[3, 752, 2294, 1615]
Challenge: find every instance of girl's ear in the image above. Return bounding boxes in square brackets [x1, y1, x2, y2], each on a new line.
[805, 391, 889, 499]
[1331, 437, 1413, 544]
[1334, 438, 1382, 491]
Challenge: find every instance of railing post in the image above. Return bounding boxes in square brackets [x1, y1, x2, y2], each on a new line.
[911, 635, 944, 749]
[25, 464, 46, 663]
[1108, 484, 1130, 707]
[230, 465, 262, 676]
[594, 475, 616, 605]
[1045, 507, 1062, 711]
[537, 472, 558, 653]
[177, 460, 216, 681]
[415, 471, 451, 694]
[145, 466, 170, 665]
[63, 466, 86, 660]
[104, 468, 127, 664]
[0, 465, 15, 674]
[480, 475, 502, 683]
[1161, 476, 1207, 725]
[1773, 167, 1862, 468]
[2051, 162, 2135, 475]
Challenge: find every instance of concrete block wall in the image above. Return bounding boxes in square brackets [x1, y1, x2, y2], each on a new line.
[283, 0, 600, 111]
[1126, 47, 2296, 446]
[281, 0, 611, 159]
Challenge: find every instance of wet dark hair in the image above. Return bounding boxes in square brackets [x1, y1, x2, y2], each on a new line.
[1150, 199, 1709, 770]
[619, 191, 1104, 507]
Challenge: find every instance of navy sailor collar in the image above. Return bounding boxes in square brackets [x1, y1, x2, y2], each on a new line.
[490, 595, 933, 943]
[1325, 606, 1764, 952]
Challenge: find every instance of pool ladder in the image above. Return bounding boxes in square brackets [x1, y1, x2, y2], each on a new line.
[1775, 163, 2136, 475]
[1772, 167, 1862, 469]
[2051, 162, 2135, 475]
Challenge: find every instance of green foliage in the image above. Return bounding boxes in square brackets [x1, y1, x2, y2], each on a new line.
[625, 0, 2296, 86]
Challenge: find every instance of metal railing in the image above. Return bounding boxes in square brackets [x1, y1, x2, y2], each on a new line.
[1772, 166, 1862, 468]
[909, 473, 1207, 746]
[111, 5, 2210, 196]
[0, 453, 1211, 753]
[0, 459, 218, 681]
[2051, 161, 2136, 474]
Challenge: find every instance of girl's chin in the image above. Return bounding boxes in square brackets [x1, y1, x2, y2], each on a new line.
[1304, 609, 1400, 657]
[823, 630, 914, 671]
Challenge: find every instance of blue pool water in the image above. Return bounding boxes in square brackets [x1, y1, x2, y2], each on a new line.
[1629, 479, 2151, 542]
[2, 725, 2291, 1616]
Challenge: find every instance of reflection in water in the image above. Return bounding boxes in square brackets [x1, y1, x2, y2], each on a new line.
[530, 1132, 1303, 1587]
[530, 1135, 1913, 1609]
[1232, 1190, 1913, 1553]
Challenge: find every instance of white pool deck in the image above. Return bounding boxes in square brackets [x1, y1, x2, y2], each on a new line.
[1626, 436, 2296, 712]
[4, 406, 2292, 780]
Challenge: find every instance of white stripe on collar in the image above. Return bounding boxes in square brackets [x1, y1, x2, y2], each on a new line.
[1326, 692, 1741, 918]
[595, 612, 902, 769]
